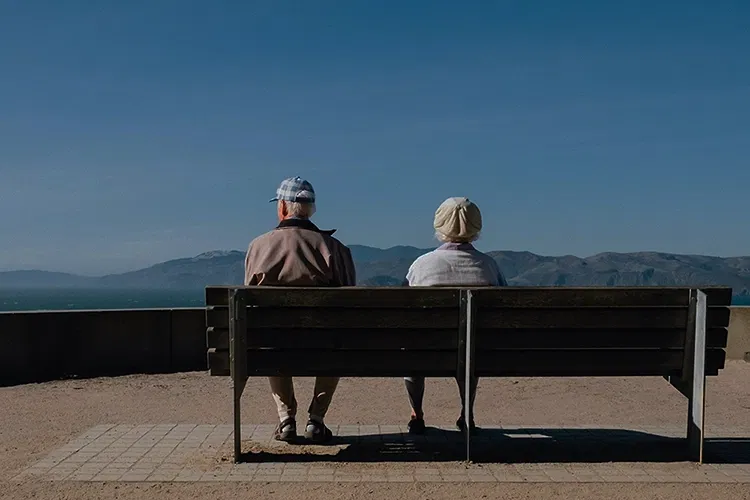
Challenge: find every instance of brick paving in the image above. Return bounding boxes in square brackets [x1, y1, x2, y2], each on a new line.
[14, 424, 750, 483]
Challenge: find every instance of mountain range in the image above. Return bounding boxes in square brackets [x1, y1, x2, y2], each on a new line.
[0, 245, 748, 296]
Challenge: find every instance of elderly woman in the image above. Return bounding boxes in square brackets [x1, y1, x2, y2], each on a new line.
[403, 197, 508, 435]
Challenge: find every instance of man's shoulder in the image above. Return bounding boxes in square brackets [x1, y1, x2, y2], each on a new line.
[325, 233, 350, 250]
[248, 229, 278, 248]
[250, 227, 350, 252]
[294, 226, 349, 252]
[320, 234, 353, 263]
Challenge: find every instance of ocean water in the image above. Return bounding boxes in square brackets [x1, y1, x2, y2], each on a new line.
[0, 288, 748, 312]
[0, 288, 205, 311]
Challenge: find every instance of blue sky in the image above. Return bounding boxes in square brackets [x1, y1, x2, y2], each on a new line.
[1, 1, 748, 275]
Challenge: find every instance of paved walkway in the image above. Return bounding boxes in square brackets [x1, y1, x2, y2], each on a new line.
[14, 424, 750, 483]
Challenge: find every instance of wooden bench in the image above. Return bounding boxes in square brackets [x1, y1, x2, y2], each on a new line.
[205, 286, 732, 463]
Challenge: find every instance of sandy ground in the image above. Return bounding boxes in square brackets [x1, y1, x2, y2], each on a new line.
[2, 362, 749, 499]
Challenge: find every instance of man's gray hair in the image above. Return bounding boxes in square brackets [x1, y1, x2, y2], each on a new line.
[279, 200, 316, 219]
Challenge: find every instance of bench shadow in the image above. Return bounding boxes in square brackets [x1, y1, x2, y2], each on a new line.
[238, 428, 750, 465]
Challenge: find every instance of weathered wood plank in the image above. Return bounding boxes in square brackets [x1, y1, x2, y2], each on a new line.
[667, 375, 691, 398]
[205, 306, 227, 329]
[245, 350, 457, 377]
[207, 305, 729, 330]
[706, 307, 731, 328]
[207, 348, 229, 376]
[710, 346, 727, 372]
[206, 287, 460, 307]
[473, 287, 732, 307]
[205, 287, 233, 308]
[246, 329, 458, 349]
[474, 349, 725, 377]
[206, 306, 460, 330]
[476, 307, 729, 329]
[229, 289, 247, 462]
[475, 327, 728, 349]
[229, 291, 248, 387]
[209, 347, 725, 378]
[477, 307, 687, 329]
[207, 326, 728, 350]
[206, 286, 732, 308]
[206, 327, 226, 349]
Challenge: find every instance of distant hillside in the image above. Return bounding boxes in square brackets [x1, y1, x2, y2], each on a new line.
[1, 246, 748, 297]
[490, 251, 750, 295]
[349, 245, 432, 264]
[0, 270, 96, 288]
[98, 250, 245, 289]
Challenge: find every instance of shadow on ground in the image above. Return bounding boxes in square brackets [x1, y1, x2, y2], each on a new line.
[238, 428, 750, 465]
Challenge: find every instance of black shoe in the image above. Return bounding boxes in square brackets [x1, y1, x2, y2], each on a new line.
[304, 420, 333, 443]
[407, 417, 426, 435]
[456, 416, 478, 435]
[274, 417, 297, 442]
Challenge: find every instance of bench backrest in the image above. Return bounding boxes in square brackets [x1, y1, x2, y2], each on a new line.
[206, 287, 462, 377]
[205, 286, 732, 379]
[471, 287, 730, 377]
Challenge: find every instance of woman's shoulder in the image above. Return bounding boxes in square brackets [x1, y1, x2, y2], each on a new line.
[408, 249, 444, 269]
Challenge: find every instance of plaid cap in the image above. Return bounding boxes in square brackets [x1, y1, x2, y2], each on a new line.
[269, 176, 316, 203]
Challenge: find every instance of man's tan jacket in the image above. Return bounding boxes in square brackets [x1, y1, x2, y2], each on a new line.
[244, 218, 356, 287]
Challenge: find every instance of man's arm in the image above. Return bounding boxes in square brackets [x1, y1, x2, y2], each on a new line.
[244, 241, 262, 285]
[496, 265, 509, 286]
[243, 243, 252, 285]
[335, 245, 357, 286]
[498, 273, 508, 286]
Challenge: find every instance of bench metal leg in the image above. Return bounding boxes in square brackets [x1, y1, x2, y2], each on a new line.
[459, 289, 476, 462]
[665, 289, 707, 462]
[229, 288, 248, 463]
[686, 289, 707, 463]
[233, 387, 243, 461]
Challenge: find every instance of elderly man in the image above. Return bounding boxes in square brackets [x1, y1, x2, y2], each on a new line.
[244, 176, 356, 443]
[403, 197, 508, 435]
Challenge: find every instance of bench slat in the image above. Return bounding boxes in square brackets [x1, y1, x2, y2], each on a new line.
[477, 307, 729, 329]
[206, 287, 459, 307]
[476, 327, 728, 349]
[205, 286, 732, 308]
[208, 347, 726, 378]
[207, 327, 458, 350]
[206, 306, 460, 329]
[206, 326, 728, 350]
[206, 306, 730, 330]
[474, 287, 732, 307]
[475, 349, 726, 377]
[207, 348, 228, 376]
[246, 350, 457, 377]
